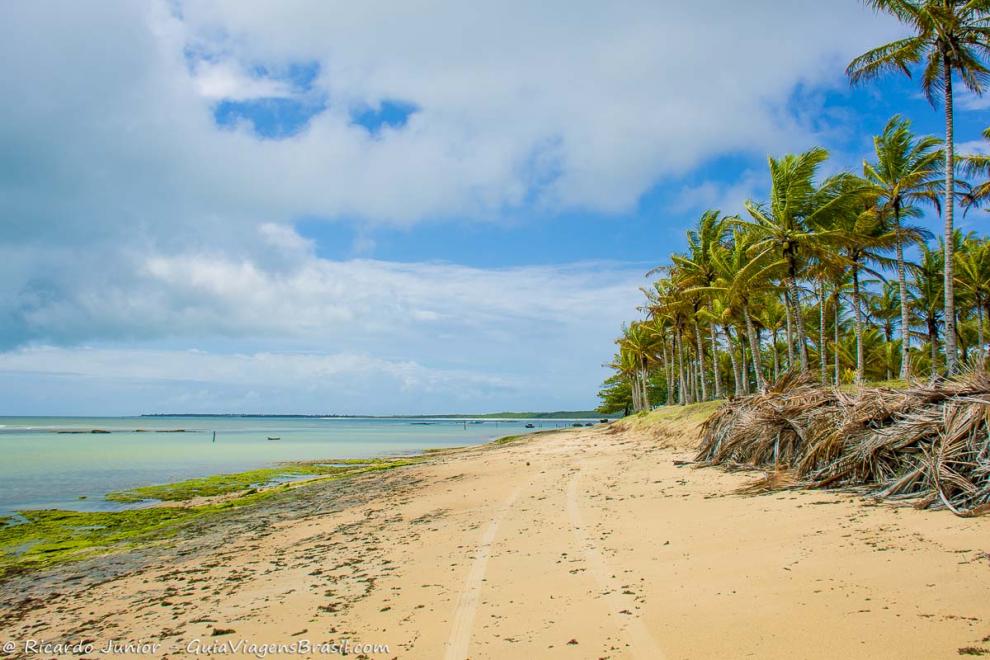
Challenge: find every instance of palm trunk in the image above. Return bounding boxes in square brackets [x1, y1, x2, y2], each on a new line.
[675, 330, 687, 405]
[743, 304, 766, 391]
[784, 292, 795, 370]
[681, 356, 698, 403]
[691, 358, 699, 403]
[853, 261, 865, 386]
[660, 350, 670, 404]
[787, 265, 809, 371]
[772, 328, 780, 382]
[894, 204, 912, 380]
[739, 334, 750, 395]
[694, 322, 707, 401]
[819, 281, 827, 384]
[943, 54, 958, 375]
[978, 300, 985, 370]
[833, 291, 841, 385]
[961, 320, 969, 364]
[723, 324, 741, 396]
[709, 321, 722, 399]
[662, 338, 673, 405]
[639, 358, 651, 410]
[929, 319, 939, 380]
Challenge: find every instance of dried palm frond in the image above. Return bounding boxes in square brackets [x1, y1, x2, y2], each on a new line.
[695, 370, 990, 516]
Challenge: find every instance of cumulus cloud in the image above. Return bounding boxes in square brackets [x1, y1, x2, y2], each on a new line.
[190, 60, 295, 101]
[0, 240, 647, 412]
[0, 1, 899, 240]
[669, 169, 769, 219]
[0, 1, 901, 411]
[0, 346, 522, 415]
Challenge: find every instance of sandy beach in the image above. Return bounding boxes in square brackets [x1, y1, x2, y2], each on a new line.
[2, 406, 989, 659]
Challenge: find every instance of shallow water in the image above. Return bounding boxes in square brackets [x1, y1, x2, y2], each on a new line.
[0, 416, 577, 513]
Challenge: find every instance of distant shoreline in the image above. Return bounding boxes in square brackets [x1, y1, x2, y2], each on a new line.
[140, 411, 611, 420]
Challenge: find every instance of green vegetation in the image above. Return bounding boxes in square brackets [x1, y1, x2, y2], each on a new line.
[104, 459, 414, 502]
[626, 401, 722, 427]
[492, 434, 523, 445]
[600, 2, 990, 409]
[0, 491, 265, 578]
[0, 458, 420, 578]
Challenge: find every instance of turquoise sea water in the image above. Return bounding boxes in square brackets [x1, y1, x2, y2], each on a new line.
[0, 416, 580, 514]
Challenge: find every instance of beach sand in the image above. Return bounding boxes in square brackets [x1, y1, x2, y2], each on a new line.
[2, 408, 989, 659]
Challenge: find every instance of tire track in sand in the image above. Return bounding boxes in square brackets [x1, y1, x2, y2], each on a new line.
[443, 486, 522, 660]
[567, 471, 665, 660]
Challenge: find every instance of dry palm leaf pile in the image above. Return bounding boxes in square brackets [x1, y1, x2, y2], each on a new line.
[695, 371, 990, 516]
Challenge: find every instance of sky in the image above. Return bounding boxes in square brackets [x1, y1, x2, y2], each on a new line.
[1, 1, 989, 415]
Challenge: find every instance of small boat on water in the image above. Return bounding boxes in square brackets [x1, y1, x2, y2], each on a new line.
[525, 423, 535, 429]
[267, 436, 281, 441]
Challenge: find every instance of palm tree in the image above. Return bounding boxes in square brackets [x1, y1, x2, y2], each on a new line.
[671, 210, 731, 399]
[847, 0, 990, 375]
[868, 281, 903, 343]
[756, 295, 787, 382]
[739, 147, 863, 372]
[647, 279, 694, 404]
[912, 242, 945, 377]
[617, 322, 661, 412]
[691, 229, 784, 392]
[828, 199, 908, 385]
[954, 238, 990, 364]
[862, 115, 942, 378]
[701, 296, 743, 396]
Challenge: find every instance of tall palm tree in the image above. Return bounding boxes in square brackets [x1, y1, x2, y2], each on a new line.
[647, 278, 695, 404]
[828, 200, 909, 385]
[701, 296, 743, 396]
[691, 230, 784, 392]
[912, 242, 946, 377]
[756, 295, 787, 382]
[867, 281, 903, 343]
[862, 115, 942, 378]
[670, 210, 731, 399]
[740, 147, 862, 371]
[847, 0, 990, 375]
[617, 322, 661, 412]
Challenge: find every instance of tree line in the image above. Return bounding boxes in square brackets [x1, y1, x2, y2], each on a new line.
[599, 0, 990, 415]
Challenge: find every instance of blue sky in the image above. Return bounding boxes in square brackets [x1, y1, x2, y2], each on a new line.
[0, 1, 988, 415]
[297, 75, 990, 268]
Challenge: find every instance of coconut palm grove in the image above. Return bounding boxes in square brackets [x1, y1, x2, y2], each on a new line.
[599, 0, 990, 416]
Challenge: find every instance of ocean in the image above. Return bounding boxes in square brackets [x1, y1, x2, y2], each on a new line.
[0, 416, 583, 514]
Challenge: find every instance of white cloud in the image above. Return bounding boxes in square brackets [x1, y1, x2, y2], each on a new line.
[958, 89, 990, 112]
[958, 139, 990, 156]
[0, 1, 900, 238]
[0, 345, 527, 415]
[670, 169, 767, 218]
[0, 1, 903, 412]
[190, 60, 294, 101]
[0, 245, 647, 412]
[9, 248, 644, 348]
